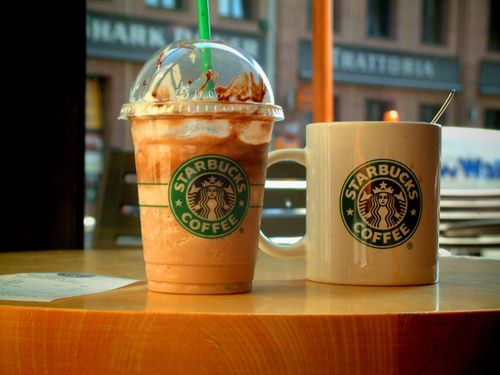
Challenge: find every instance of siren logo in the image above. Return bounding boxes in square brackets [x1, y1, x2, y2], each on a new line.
[340, 159, 422, 248]
[169, 155, 249, 238]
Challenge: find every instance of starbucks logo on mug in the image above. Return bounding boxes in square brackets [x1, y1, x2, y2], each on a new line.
[340, 159, 422, 249]
[169, 154, 249, 238]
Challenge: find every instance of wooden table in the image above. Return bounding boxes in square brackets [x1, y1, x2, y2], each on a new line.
[1, 250, 499, 374]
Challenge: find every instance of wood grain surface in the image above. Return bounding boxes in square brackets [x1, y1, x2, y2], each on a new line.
[1, 250, 499, 374]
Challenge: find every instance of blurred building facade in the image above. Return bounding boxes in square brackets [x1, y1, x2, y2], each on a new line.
[85, 0, 500, 244]
[86, 0, 500, 149]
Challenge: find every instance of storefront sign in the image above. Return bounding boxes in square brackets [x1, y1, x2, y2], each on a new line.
[441, 127, 500, 189]
[86, 11, 264, 63]
[299, 41, 461, 91]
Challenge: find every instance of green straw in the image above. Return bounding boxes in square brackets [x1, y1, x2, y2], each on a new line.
[197, 0, 214, 95]
[198, 0, 212, 40]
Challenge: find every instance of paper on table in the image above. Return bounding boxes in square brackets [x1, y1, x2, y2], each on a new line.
[0, 273, 140, 302]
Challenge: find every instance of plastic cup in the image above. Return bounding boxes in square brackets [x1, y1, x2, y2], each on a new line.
[120, 40, 283, 294]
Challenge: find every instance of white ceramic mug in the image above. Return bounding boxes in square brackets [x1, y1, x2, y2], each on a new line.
[259, 122, 441, 285]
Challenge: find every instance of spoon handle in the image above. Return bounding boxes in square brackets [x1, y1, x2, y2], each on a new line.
[431, 89, 456, 124]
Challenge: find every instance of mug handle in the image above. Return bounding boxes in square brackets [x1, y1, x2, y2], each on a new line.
[258, 148, 307, 258]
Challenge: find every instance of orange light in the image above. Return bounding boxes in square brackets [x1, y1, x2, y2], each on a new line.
[383, 110, 400, 122]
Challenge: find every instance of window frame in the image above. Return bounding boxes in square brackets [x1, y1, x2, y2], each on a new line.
[419, 103, 447, 124]
[218, 0, 254, 21]
[365, 99, 393, 121]
[487, 0, 500, 52]
[366, 0, 394, 39]
[421, 0, 446, 45]
[144, 0, 186, 11]
[484, 108, 500, 130]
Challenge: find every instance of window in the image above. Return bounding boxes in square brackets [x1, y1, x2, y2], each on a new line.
[144, 0, 184, 10]
[488, 0, 500, 51]
[421, 0, 444, 44]
[419, 103, 447, 124]
[334, 96, 340, 120]
[366, 99, 392, 120]
[307, 0, 341, 33]
[219, 0, 253, 20]
[85, 78, 105, 247]
[485, 109, 500, 130]
[367, 0, 393, 38]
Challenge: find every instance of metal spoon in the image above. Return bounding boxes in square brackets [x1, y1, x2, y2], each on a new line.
[431, 89, 456, 124]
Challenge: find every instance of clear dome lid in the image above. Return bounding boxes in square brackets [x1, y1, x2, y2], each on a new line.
[119, 39, 283, 120]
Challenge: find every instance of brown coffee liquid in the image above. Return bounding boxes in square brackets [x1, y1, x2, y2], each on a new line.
[131, 116, 273, 294]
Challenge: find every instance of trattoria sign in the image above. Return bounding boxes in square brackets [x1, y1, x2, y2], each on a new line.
[299, 41, 461, 91]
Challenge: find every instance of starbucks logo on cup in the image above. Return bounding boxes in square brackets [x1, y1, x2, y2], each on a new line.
[169, 154, 249, 238]
[340, 159, 422, 249]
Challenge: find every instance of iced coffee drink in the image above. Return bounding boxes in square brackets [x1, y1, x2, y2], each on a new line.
[120, 40, 283, 294]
